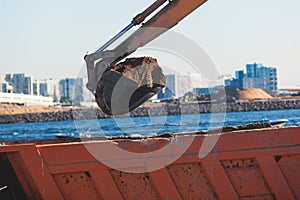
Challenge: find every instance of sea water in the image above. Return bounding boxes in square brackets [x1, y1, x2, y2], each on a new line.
[0, 109, 299, 142]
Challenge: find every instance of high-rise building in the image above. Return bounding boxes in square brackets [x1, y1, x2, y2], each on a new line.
[39, 81, 48, 96]
[32, 80, 40, 96]
[1, 74, 12, 93]
[59, 78, 83, 104]
[164, 74, 176, 98]
[225, 63, 278, 91]
[23, 76, 33, 95]
[1, 82, 13, 93]
[243, 64, 278, 91]
[3, 73, 34, 94]
[11, 74, 25, 93]
[0, 74, 5, 93]
[38, 79, 60, 101]
[5, 74, 12, 83]
[246, 63, 262, 78]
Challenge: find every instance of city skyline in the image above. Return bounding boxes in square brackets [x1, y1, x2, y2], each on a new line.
[1, 0, 299, 88]
[0, 64, 279, 96]
[0, 62, 280, 99]
[0, 67, 298, 107]
[0, 63, 278, 89]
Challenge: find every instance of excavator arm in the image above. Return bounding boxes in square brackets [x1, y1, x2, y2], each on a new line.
[85, 0, 208, 115]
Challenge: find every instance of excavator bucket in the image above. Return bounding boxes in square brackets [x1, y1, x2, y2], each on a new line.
[95, 57, 166, 115]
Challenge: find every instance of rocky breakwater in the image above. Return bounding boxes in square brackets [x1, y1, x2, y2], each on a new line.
[0, 110, 73, 124]
[0, 107, 111, 124]
[131, 99, 300, 116]
[0, 99, 300, 124]
[226, 99, 300, 112]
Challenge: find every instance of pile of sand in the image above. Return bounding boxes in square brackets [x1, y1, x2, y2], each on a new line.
[225, 88, 273, 101]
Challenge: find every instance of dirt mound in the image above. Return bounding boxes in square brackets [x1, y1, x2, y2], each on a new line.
[108, 57, 166, 88]
[225, 88, 273, 101]
[95, 57, 166, 115]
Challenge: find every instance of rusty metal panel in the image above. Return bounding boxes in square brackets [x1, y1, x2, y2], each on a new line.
[110, 170, 160, 200]
[276, 154, 300, 199]
[222, 159, 272, 199]
[167, 163, 217, 200]
[53, 172, 100, 200]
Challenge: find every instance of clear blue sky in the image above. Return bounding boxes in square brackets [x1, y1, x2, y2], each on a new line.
[0, 0, 299, 88]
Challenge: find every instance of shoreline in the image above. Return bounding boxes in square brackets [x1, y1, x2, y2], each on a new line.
[0, 99, 300, 124]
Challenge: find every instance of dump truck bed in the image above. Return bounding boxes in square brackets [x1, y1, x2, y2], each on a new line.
[0, 126, 299, 199]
